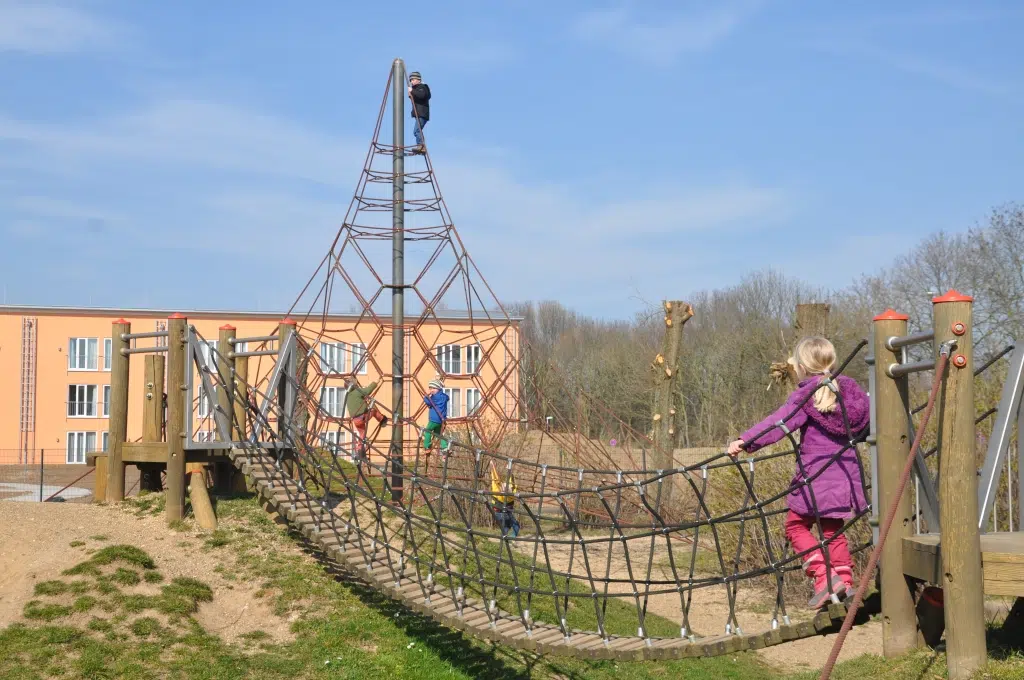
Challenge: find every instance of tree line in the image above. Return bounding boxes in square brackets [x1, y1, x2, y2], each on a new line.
[509, 203, 1024, 449]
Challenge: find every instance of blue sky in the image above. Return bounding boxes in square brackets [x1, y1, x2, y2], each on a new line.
[0, 1, 1021, 319]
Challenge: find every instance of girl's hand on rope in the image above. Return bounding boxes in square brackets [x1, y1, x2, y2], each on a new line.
[727, 439, 745, 457]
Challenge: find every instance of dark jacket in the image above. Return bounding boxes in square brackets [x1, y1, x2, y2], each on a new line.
[410, 83, 431, 121]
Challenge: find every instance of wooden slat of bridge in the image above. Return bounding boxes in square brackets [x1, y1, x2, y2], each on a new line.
[229, 447, 850, 661]
[903, 532, 1024, 597]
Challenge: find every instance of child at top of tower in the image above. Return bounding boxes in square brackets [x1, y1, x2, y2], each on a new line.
[408, 71, 431, 154]
[727, 336, 870, 610]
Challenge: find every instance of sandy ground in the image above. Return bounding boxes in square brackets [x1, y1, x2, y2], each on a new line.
[0, 501, 293, 644]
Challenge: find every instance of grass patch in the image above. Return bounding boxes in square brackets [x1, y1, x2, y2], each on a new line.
[143, 570, 164, 584]
[158, 578, 213, 616]
[23, 600, 72, 622]
[72, 596, 98, 613]
[129, 617, 161, 638]
[169, 519, 189, 532]
[205, 529, 232, 548]
[110, 567, 141, 586]
[33, 580, 68, 596]
[89, 534, 109, 541]
[69, 540, 85, 548]
[90, 545, 156, 570]
[86, 617, 112, 633]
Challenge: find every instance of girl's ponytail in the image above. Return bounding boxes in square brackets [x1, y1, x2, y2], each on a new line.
[791, 336, 839, 413]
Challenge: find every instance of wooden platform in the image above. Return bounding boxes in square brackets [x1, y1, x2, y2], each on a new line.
[227, 446, 854, 660]
[903, 532, 1024, 597]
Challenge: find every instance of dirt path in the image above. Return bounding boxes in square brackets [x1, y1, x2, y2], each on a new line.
[0, 501, 293, 644]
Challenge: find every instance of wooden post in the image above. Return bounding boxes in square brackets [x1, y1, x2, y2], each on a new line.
[796, 302, 830, 339]
[187, 463, 217, 530]
[232, 351, 248, 441]
[872, 309, 920, 656]
[107, 319, 131, 502]
[94, 456, 108, 503]
[231, 352, 250, 493]
[166, 314, 188, 524]
[933, 290, 986, 680]
[215, 325, 236, 492]
[652, 300, 693, 505]
[140, 355, 165, 492]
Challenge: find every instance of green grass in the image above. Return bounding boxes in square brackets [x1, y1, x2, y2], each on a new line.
[6, 491, 1022, 680]
[22, 601, 72, 622]
[89, 534, 109, 541]
[71, 596, 97, 614]
[143, 570, 164, 584]
[32, 581, 68, 597]
[69, 540, 85, 548]
[110, 567, 141, 586]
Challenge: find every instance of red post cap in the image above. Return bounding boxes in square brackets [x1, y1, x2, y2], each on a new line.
[168, 313, 186, 319]
[932, 289, 973, 304]
[872, 309, 909, 321]
[219, 324, 236, 331]
[279, 317, 298, 326]
[112, 318, 129, 324]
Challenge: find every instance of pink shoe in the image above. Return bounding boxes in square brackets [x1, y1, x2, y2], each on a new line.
[808, 575, 848, 610]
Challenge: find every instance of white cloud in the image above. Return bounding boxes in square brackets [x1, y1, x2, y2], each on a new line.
[570, 1, 762, 62]
[0, 98, 363, 185]
[0, 1, 125, 54]
[0, 94, 790, 317]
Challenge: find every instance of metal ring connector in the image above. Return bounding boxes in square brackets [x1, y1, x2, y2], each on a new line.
[952, 354, 967, 368]
[951, 321, 966, 336]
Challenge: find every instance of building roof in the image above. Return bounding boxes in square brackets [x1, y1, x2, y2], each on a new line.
[0, 304, 523, 323]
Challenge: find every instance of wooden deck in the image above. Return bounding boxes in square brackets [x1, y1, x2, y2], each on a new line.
[903, 532, 1024, 597]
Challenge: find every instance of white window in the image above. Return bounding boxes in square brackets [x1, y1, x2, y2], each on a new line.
[467, 388, 482, 416]
[320, 342, 346, 374]
[196, 430, 216, 443]
[102, 385, 111, 418]
[443, 388, 462, 418]
[103, 338, 112, 371]
[66, 431, 96, 464]
[69, 337, 98, 371]
[320, 386, 344, 417]
[102, 431, 109, 452]
[198, 389, 216, 419]
[437, 344, 461, 374]
[68, 384, 98, 417]
[466, 344, 482, 374]
[351, 343, 368, 375]
[235, 341, 248, 353]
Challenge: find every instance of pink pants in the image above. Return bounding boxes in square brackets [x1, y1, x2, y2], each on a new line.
[785, 511, 853, 589]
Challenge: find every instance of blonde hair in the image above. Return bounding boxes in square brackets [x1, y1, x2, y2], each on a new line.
[791, 336, 838, 413]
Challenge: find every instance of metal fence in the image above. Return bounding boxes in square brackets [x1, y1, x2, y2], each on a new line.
[0, 450, 140, 503]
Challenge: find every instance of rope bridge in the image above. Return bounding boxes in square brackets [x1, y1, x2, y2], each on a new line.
[195, 329, 877, 659]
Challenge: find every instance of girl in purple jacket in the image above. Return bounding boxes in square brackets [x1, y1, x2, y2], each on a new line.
[727, 337, 870, 609]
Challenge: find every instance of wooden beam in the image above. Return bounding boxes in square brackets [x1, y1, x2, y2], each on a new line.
[107, 319, 131, 501]
[652, 300, 693, 505]
[871, 309, 919, 656]
[166, 314, 188, 524]
[188, 463, 217, 530]
[795, 302, 830, 339]
[933, 290, 986, 679]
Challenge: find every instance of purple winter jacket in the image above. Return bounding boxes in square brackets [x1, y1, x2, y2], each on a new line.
[739, 375, 870, 519]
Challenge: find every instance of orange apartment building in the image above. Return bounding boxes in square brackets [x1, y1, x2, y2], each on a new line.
[0, 305, 521, 465]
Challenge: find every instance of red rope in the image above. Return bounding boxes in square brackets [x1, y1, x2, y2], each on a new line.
[819, 347, 952, 679]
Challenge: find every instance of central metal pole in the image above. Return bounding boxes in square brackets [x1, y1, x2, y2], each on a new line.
[391, 57, 406, 502]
